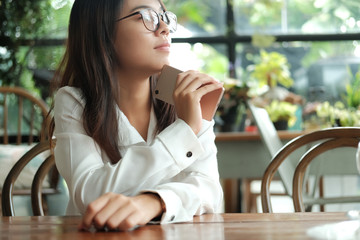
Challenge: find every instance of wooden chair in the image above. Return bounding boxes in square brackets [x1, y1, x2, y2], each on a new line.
[261, 127, 360, 213]
[1, 141, 58, 216]
[0, 86, 49, 144]
[0, 86, 59, 216]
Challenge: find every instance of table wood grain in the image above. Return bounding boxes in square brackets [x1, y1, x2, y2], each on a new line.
[0, 212, 351, 240]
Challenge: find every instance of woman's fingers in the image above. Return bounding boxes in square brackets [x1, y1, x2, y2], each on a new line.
[79, 193, 162, 232]
[93, 195, 133, 230]
[172, 70, 223, 134]
[175, 70, 218, 94]
[174, 71, 221, 105]
[79, 193, 133, 231]
[195, 82, 224, 99]
[79, 192, 113, 230]
[102, 201, 138, 230]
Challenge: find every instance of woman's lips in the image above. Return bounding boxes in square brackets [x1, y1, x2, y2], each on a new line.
[155, 43, 171, 51]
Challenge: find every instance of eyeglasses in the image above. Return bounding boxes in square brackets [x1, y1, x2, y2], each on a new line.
[116, 8, 177, 33]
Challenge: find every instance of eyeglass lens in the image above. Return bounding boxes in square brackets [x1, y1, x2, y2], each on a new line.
[140, 9, 177, 33]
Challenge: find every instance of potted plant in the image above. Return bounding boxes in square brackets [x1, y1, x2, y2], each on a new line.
[247, 50, 300, 104]
[314, 69, 360, 128]
[216, 78, 249, 132]
[250, 50, 294, 89]
[316, 101, 360, 127]
[265, 100, 298, 130]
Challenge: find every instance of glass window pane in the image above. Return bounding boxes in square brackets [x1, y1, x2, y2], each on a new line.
[32, 1, 73, 39]
[236, 41, 360, 102]
[163, 0, 227, 37]
[170, 43, 229, 80]
[234, 0, 360, 35]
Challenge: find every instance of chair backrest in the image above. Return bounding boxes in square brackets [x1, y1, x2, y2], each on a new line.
[261, 127, 360, 213]
[1, 141, 58, 216]
[0, 86, 49, 145]
[247, 101, 294, 196]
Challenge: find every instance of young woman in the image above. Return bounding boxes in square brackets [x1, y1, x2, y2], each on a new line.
[50, 0, 224, 231]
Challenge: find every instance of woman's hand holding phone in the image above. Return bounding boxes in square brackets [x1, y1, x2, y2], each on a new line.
[173, 71, 223, 135]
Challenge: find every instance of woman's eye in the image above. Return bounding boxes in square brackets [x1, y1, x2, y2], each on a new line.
[143, 15, 152, 22]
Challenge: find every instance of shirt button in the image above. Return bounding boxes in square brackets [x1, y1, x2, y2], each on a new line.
[170, 215, 175, 221]
[186, 151, 192, 158]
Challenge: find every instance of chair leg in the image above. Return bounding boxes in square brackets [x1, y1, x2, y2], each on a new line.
[319, 177, 325, 211]
[249, 193, 258, 213]
[241, 179, 251, 213]
[223, 179, 241, 213]
[305, 205, 313, 212]
[41, 196, 49, 215]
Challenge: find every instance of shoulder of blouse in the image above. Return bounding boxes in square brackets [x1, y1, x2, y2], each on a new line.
[54, 86, 85, 108]
[53, 86, 87, 120]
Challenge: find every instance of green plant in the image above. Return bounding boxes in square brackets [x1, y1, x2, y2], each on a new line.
[216, 78, 249, 132]
[0, 0, 72, 98]
[265, 100, 298, 126]
[0, 0, 53, 86]
[344, 68, 360, 109]
[249, 50, 294, 89]
[316, 101, 360, 127]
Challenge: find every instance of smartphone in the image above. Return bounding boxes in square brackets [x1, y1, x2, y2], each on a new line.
[153, 65, 224, 121]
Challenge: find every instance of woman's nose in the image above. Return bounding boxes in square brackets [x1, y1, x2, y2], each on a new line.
[157, 17, 170, 35]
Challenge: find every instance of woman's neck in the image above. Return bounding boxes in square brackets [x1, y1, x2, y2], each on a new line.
[118, 74, 152, 140]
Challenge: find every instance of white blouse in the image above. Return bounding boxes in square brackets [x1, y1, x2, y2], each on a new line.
[53, 86, 223, 223]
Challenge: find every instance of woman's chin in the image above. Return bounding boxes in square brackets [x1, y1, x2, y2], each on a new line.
[155, 61, 170, 71]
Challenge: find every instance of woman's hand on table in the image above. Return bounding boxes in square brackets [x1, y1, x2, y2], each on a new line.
[78, 192, 163, 231]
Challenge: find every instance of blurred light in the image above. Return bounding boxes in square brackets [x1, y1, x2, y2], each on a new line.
[51, 0, 69, 10]
[347, 17, 356, 28]
[171, 24, 193, 38]
[169, 43, 202, 71]
[193, 43, 203, 54]
[354, 45, 360, 57]
[340, 25, 347, 33]
[0, 47, 7, 55]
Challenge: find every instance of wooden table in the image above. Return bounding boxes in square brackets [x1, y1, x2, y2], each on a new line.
[0, 212, 354, 239]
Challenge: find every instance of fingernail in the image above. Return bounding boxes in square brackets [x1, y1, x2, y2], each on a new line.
[78, 223, 88, 231]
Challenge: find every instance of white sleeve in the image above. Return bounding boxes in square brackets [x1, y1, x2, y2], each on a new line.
[148, 119, 224, 223]
[54, 87, 222, 222]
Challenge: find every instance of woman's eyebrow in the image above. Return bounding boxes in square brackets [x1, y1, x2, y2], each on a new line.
[129, 5, 150, 13]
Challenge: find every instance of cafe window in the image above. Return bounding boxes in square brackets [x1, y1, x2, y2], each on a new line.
[234, 0, 360, 35]
[166, 0, 360, 100]
[165, 0, 227, 37]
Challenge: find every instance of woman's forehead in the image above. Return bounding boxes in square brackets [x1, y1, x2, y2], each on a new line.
[122, 0, 163, 13]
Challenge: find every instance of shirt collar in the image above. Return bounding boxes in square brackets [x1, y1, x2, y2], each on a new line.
[117, 104, 157, 147]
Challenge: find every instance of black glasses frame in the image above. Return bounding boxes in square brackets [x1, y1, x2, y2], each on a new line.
[116, 8, 177, 33]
